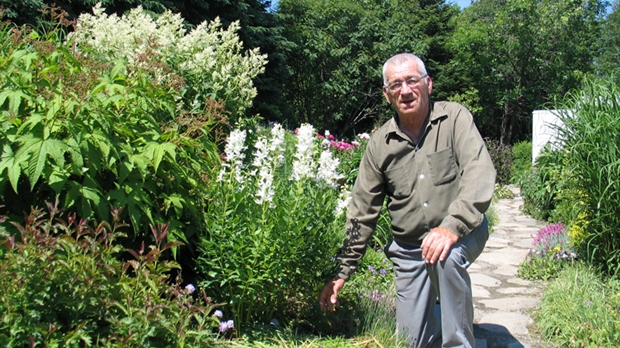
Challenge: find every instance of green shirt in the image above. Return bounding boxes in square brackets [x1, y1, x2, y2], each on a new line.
[336, 101, 496, 280]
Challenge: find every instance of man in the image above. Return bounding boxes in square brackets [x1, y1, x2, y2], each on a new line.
[319, 53, 496, 348]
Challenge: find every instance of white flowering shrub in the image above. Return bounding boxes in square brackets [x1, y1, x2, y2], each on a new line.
[69, 4, 267, 117]
[197, 123, 350, 334]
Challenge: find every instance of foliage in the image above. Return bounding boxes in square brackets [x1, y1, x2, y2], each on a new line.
[70, 4, 267, 120]
[196, 124, 346, 334]
[510, 140, 532, 184]
[518, 146, 566, 221]
[554, 76, 620, 276]
[277, 0, 459, 137]
[596, 0, 620, 80]
[449, 0, 606, 144]
[484, 138, 512, 185]
[534, 263, 620, 347]
[0, 203, 222, 347]
[518, 223, 576, 281]
[493, 184, 514, 200]
[0, 25, 210, 252]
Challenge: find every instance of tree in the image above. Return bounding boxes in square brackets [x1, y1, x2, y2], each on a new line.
[597, 0, 620, 79]
[278, 0, 459, 137]
[448, 0, 606, 144]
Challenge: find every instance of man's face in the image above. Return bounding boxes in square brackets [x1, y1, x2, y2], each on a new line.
[382, 59, 433, 121]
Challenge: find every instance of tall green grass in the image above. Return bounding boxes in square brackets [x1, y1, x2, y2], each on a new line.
[554, 77, 620, 275]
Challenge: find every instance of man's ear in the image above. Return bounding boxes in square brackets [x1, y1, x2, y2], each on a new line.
[382, 86, 391, 105]
[427, 76, 433, 95]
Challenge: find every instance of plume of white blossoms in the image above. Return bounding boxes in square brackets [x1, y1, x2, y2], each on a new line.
[250, 124, 286, 205]
[290, 124, 317, 181]
[218, 129, 247, 184]
[269, 124, 286, 166]
[69, 4, 267, 115]
[251, 135, 274, 205]
[316, 150, 344, 188]
[335, 187, 352, 216]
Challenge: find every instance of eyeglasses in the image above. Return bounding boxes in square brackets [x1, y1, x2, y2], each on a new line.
[386, 75, 427, 93]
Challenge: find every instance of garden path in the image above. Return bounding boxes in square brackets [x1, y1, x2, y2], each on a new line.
[471, 187, 552, 348]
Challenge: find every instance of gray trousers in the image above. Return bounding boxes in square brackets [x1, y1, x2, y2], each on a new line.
[385, 217, 489, 348]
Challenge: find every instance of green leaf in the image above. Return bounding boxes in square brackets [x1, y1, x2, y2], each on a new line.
[26, 138, 69, 190]
[0, 143, 21, 193]
[0, 89, 30, 114]
[144, 141, 176, 172]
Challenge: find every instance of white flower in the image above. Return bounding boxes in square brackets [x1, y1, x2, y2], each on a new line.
[335, 188, 352, 216]
[290, 124, 316, 181]
[269, 123, 286, 165]
[219, 129, 247, 183]
[316, 150, 344, 187]
[251, 134, 276, 205]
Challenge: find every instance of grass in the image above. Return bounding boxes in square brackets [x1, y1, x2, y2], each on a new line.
[532, 262, 620, 347]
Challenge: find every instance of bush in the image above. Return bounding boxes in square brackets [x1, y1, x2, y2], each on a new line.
[484, 138, 512, 185]
[518, 146, 566, 221]
[0, 203, 221, 347]
[510, 140, 532, 184]
[0, 7, 266, 254]
[196, 124, 350, 334]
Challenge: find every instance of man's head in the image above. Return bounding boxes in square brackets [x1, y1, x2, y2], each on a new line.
[382, 53, 433, 121]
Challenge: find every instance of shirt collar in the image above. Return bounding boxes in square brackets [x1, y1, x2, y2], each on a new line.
[385, 100, 447, 140]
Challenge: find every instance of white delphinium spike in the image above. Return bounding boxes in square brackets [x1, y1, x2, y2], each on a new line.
[254, 165, 275, 205]
[290, 124, 316, 181]
[251, 134, 275, 206]
[269, 123, 286, 166]
[316, 150, 344, 188]
[218, 128, 247, 183]
[335, 187, 352, 216]
[250, 136, 269, 176]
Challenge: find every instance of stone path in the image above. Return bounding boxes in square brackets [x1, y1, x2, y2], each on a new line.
[471, 188, 551, 348]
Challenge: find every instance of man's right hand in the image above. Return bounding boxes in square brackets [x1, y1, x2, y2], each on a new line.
[319, 277, 345, 312]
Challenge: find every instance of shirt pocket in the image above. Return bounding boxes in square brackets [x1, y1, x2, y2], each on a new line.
[384, 164, 413, 198]
[427, 147, 458, 186]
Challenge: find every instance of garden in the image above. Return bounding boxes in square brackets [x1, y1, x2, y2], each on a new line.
[0, 2, 619, 348]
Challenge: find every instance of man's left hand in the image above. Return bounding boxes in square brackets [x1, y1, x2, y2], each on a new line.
[421, 227, 459, 264]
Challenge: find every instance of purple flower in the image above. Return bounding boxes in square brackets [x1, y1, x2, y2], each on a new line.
[368, 265, 377, 275]
[380, 269, 387, 276]
[214, 310, 223, 318]
[585, 301, 591, 306]
[219, 321, 229, 333]
[184, 283, 196, 294]
[226, 319, 234, 329]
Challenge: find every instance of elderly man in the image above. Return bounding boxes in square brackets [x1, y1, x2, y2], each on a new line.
[319, 53, 496, 348]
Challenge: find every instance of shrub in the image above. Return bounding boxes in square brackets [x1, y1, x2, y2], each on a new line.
[196, 124, 347, 334]
[484, 138, 512, 185]
[0, 203, 221, 347]
[519, 146, 566, 221]
[69, 4, 267, 120]
[0, 17, 239, 254]
[510, 140, 532, 184]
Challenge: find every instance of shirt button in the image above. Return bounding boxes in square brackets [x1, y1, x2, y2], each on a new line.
[419, 174, 425, 179]
[423, 202, 428, 207]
